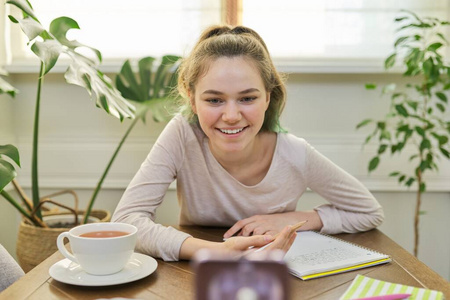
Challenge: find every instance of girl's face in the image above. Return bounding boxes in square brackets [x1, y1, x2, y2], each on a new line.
[192, 56, 270, 155]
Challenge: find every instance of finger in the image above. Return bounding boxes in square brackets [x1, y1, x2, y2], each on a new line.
[281, 231, 297, 252]
[268, 225, 293, 250]
[241, 222, 260, 236]
[228, 235, 274, 251]
[252, 227, 267, 236]
[264, 230, 278, 237]
[223, 218, 254, 238]
[247, 235, 274, 248]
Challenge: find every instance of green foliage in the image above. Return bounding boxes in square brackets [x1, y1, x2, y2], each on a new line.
[83, 56, 181, 223]
[1, 0, 136, 225]
[116, 55, 181, 122]
[0, 145, 20, 192]
[6, 0, 134, 120]
[0, 68, 18, 97]
[357, 10, 450, 194]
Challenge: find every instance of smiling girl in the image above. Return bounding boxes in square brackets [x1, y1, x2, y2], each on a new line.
[112, 25, 384, 261]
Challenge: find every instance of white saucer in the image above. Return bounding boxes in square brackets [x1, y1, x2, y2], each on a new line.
[49, 253, 157, 286]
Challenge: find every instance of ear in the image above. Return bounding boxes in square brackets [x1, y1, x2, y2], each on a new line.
[265, 92, 271, 111]
[189, 91, 197, 114]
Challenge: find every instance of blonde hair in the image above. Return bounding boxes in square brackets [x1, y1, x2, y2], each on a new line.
[177, 25, 286, 132]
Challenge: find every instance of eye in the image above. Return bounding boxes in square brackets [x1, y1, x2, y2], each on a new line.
[206, 98, 223, 105]
[240, 96, 256, 103]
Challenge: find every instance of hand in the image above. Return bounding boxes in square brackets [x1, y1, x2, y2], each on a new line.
[180, 223, 302, 260]
[222, 225, 297, 254]
[224, 212, 298, 238]
[223, 211, 323, 239]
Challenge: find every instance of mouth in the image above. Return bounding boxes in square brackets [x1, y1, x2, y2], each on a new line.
[218, 126, 247, 135]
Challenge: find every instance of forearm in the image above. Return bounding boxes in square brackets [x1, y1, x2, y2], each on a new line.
[179, 232, 291, 260]
[283, 210, 323, 231]
[315, 204, 384, 234]
[179, 237, 222, 260]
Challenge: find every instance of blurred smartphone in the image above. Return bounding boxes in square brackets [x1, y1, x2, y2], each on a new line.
[193, 249, 290, 300]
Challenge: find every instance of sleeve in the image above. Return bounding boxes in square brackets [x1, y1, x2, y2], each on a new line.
[304, 142, 384, 234]
[112, 115, 191, 261]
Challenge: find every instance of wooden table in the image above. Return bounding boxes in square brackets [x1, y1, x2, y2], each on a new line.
[2, 226, 449, 299]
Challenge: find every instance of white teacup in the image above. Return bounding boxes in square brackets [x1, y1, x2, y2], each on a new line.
[56, 222, 137, 275]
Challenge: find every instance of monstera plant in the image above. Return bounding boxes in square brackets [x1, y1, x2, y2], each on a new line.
[83, 55, 181, 223]
[0, 0, 135, 227]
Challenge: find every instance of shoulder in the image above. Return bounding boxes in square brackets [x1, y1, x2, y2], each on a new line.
[277, 132, 309, 154]
[162, 114, 204, 141]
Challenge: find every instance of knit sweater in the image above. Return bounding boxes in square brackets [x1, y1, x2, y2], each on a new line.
[112, 114, 384, 261]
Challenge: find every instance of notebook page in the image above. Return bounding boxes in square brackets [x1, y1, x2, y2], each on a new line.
[284, 231, 389, 277]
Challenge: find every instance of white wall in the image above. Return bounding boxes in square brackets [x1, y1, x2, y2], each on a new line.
[0, 70, 449, 280]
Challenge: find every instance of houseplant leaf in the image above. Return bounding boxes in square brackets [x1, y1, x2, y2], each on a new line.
[7, 2, 135, 120]
[357, 11, 450, 257]
[115, 55, 181, 122]
[0, 145, 21, 192]
[65, 58, 135, 121]
[6, 0, 38, 20]
[83, 55, 182, 224]
[5, 0, 136, 223]
[0, 77, 18, 97]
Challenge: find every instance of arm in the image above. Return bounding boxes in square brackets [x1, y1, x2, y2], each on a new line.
[181, 225, 298, 260]
[112, 116, 191, 261]
[305, 142, 384, 234]
[224, 138, 383, 238]
[224, 210, 322, 238]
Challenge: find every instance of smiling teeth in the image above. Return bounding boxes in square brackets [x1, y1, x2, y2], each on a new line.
[220, 128, 244, 134]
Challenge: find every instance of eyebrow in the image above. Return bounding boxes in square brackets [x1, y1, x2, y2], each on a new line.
[201, 88, 260, 95]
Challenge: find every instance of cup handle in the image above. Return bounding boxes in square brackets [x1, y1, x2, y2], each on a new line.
[57, 232, 78, 264]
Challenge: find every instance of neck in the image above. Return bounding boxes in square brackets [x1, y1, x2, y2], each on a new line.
[209, 136, 261, 171]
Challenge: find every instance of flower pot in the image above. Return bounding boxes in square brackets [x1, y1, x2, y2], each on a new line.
[16, 209, 111, 272]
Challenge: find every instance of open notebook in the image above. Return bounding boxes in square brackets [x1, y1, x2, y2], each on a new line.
[284, 231, 391, 280]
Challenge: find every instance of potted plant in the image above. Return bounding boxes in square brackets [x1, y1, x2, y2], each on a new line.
[356, 10, 450, 257]
[1, 0, 135, 271]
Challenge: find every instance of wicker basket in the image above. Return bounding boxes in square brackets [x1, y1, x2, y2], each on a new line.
[16, 209, 111, 273]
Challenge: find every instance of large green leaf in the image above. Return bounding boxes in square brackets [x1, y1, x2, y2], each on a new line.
[9, 15, 45, 40]
[0, 144, 21, 192]
[65, 55, 135, 121]
[6, 3, 135, 120]
[116, 55, 181, 122]
[31, 39, 63, 74]
[49, 17, 101, 62]
[6, 0, 38, 21]
[0, 76, 18, 97]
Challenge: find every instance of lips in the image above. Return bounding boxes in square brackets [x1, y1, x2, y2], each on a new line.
[219, 127, 247, 134]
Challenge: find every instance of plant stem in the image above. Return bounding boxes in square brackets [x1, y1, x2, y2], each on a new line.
[31, 62, 45, 220]
[0, 190, 43, 227]
[83, 116, 140, 224]
[414, 169, 422, 257]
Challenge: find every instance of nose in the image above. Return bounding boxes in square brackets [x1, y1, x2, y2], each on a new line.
[222, 101, 241, 123]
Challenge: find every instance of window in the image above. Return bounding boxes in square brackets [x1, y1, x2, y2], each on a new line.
[242, 0, 450, 62]
[3, 0, 449, 71]
[4, 0, 221, 62]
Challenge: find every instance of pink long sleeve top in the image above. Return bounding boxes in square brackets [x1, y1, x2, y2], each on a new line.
[112, 114, 384, 261]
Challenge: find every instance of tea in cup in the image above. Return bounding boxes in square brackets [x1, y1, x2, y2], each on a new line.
[56, 222, 137, 275]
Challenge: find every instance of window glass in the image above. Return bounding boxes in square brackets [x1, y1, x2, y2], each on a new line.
[4, 0, 450, 66]
[242, 0, 450, 59]
[8, 0, 221, 61]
